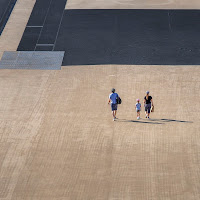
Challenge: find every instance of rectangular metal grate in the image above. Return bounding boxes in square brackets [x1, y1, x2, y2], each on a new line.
[0, 51, 65, 70]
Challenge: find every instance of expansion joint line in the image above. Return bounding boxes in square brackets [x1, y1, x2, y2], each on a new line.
[168, 11, 172, 32]
[33, 0, 54, 51]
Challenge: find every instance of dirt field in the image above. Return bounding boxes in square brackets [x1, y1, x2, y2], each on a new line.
[0, 65, 200, 199]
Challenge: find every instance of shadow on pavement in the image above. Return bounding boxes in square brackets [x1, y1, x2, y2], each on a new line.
[117, 119, 164, 125]
[116, 118, 193, 124]
[149, 118, 193, 123]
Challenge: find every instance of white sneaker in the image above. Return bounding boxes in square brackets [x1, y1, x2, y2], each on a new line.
[137, 117, 140, 120]
[113, 118, 115, 121]
[145, 115, 148, 118]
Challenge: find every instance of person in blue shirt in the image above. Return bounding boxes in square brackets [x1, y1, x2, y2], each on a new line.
[135, 99, 141, 120]
[108, 88, 120, 121]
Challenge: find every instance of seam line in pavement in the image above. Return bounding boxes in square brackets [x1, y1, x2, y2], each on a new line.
[34, 0, 54, 51]
[52, 6, 65, 51]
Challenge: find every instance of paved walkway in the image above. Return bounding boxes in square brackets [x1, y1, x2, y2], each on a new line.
[0, 0, 200, 199]
[0, 65, 200, 199]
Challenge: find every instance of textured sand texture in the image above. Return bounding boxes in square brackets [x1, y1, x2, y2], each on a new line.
[0, 65, 200, 199]
[65, 0, 200, 9]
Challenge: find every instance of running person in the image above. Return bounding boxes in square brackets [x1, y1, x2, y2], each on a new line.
[108, 88, 120, 121]
[144, 91, 154, 119]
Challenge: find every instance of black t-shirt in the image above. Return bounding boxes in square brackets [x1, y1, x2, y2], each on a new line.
[144, 96, 152, 104]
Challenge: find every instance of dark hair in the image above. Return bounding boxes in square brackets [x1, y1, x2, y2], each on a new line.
[111, 88, 115, 93]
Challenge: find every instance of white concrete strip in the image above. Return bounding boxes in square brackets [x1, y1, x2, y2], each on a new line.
[36, 44, 54, 46]
[0, 0, 36, 53]
[65, 0, 200, 9]
[26, 26, 43, 28]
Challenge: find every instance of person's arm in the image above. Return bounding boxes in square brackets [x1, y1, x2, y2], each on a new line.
[144, 98, 146, 106]
[108, 95, 111, 104]
[151, 99, 154, 106]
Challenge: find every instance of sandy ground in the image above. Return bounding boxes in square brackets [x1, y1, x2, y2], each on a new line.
[0, 65, 200, 200]
[65, 0, 200, 9]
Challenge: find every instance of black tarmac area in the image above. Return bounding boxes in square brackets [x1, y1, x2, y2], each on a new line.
[0, 0, 17, 35]
[18, 6, 200, 65]
[18, 0, 67, 51]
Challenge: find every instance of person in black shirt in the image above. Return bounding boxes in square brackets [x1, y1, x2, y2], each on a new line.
[144, 91, 153, 119]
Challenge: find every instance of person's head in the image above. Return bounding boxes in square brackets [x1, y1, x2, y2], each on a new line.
[146, 91, 149, 100]
[136, 99, 140, 103]
[111, 88, 115, 93]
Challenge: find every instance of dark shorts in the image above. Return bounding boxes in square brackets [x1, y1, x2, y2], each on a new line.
[111, 103, 118, 111]
[145, 103, 151, 113]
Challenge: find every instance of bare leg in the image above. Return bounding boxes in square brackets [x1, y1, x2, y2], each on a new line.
[145, 105, 147, 118]
[112, 111, 115, 119]
[114, 110, 117, 118]
[137, 111, 140, 119]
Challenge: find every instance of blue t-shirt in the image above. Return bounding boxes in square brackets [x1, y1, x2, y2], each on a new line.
[135, 103, 141, 110]
[109, 93, 118, 104]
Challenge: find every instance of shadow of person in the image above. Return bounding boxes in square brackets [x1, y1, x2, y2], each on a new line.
[149, 118, 193, 123]
[117, 119, 164, 125]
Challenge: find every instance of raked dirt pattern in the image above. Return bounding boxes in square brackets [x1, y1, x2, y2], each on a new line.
[0, 65, 200, 199]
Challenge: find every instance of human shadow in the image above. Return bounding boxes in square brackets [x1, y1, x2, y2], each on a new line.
[117, 119, 164, 125]
[116, 118, 193, 125]
[149, 118, 193, 123]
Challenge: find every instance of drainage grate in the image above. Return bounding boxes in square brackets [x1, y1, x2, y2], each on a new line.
[0, 51, 65, 70]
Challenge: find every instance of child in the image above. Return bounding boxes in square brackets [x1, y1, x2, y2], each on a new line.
[135, 99, 141, 120]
